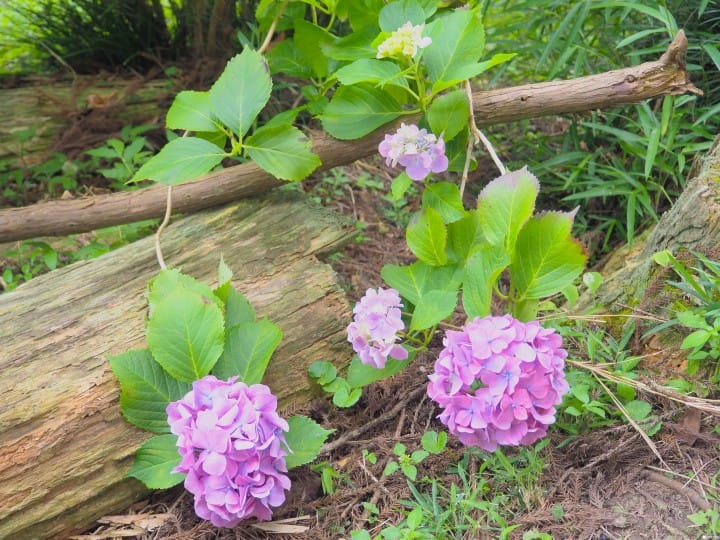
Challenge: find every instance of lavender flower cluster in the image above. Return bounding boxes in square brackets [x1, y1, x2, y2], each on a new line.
[378, 123, 448, 181]
[167, 376, 291, 527]
[427, 315, 569, 451]
[347, 287, 408, 369]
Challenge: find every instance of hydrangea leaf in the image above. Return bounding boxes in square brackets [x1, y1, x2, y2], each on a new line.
[427, 90, 469, 142]
[109, 349, 191, 433]
[446, 210, 483, 264]
[423, 8, 484, 85]
[381, 261, 460, 305]
[334, 59, 408, 89]
[462, 243, 510, 318]
[422, 181, 466, 224]
[346, 351, 414, 388]
[410, 289, 458, 331]
[212, 319, 282, 384]
[320, 84, 404, 140]
[127, 434, 185, 489]
[147, 288, 225, 383]
[284, 416, 335, 470]
[390, 172, 413, 202]
[322, 26, 378, 60]
[510, 211, 586, 301]
[149, 269, 221, 312]
[266, 40, 313, 78]
[430, 53, 517, 94]
[477, 167, 539, 255]
[165, 90, 219, 132]
[406, 207, 448, 266]
[293, 18, 336, 78]
[222, 286, 256, 327]
[208, 48, 271, 137]
[244, 124, 321, 182]
[131, 137, 225, 185]
[379, 1, 427, 32]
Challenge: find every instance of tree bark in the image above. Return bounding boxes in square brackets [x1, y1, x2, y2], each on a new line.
[0, 189, 354, 539]
[0, 31, 700, 243]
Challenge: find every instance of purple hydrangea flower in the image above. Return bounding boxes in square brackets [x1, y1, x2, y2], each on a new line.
[167, 375, 291, 527]
[347, 287, 408, 369]
[427, 315, 569, 451]
[378, 123, 449, 181]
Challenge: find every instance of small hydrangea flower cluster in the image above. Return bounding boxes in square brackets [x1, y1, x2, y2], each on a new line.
[376, 22, 432, 60]
[427, 315, 569, 451]
[167, 375, 291, 527]
[379, 123, 449, 181]
[347, 287, 408, 369]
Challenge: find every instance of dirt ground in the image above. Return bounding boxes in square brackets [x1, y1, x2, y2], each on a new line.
[6, 72, 717, 540]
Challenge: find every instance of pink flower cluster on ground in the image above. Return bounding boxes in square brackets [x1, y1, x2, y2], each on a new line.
[167, 375, 291, 527]
[347, 287, 408, 369]
[427, 315, 569, 451]
[378, 123, 449, 181]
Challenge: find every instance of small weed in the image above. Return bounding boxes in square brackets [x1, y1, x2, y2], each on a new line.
[85, 124, 156, 188]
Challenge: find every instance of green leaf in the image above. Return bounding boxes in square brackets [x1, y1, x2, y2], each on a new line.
[333, 385, 362, 408]
[109, 349, 191, 433]
[381, 261, 460, 305]
[131, 137, 225, 185]
[406, 207, 448, 266]
[420, 430, 447, 454]
[244, 124, 321, 181]
[624, 400, 652, 422]
[681, 329, 711, 350]
[379, 0, 427, 31]
[224, 287, 256, 327]
[213, 320, 282, 384]
[217, 256, 233, 287]
[166, 90, 219, 132]
[346, 352, 414, 388]
[147, 288, 225, 383]
[149, 269, 222, 312]
[510, 211, 586, 301]
[422, 181, 466, 224]
[423, 9, 484, 84]
[208, 49, 271, 137]
[322, 27, 378, 60]
[266, 40, 313, 78]
[127, 434, 184, 489]
[334, 59, 408, 89]
[583, 271, 603, 293]
[391, 172, 413, 201]
[427, 90, 469, 141]
[676, 310, 708, 329]
[410, 289, 458, 331]
[284, 415, 334, 469]
[308, 360, 338, 386]
[477, 167, 539, 255]
[462, 243, 510, 318]
[446, 210, 483, 263]
[293, 19, 335, 78]
[320, 84, 404, 140]
[430, 53, 517, 93]
[383, 461, 400, 477]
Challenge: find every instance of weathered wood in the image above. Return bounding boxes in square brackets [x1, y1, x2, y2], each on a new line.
[0, 189, 354, 539]
[0, 31, 700, 242]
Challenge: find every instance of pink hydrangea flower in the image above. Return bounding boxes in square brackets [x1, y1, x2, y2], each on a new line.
[427, 315, 569, 451]
[378, 123, 449, 181]
[167, 376, 291, 527]
[347, 287, 408, 369]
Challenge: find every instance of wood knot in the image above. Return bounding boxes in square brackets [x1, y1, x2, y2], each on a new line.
[625, 75, 637, 83]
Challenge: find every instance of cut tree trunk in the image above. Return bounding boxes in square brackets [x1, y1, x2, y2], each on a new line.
[0, 31, 700, 242]
[0, 189, 354, 539]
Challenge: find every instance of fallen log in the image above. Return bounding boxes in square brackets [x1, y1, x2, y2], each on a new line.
[0, 189, 354, 539]
[0, 31, 700, 242]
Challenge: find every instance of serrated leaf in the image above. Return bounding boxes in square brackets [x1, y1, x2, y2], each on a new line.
[224, 287, 256, 327]
[379, 1, 427, 31]
[391, 172, 413, 201]
[244, 123, 321, 181]
[346, 350, 414, 388]
[477, 167, 539, 255]
[624, 400, 652, 422]
[430, 53, 517, 93]
[422, 181, 466, 224]
[127, 434, 184, 489]
[320, 84, 404, 140]
[166, 90, 220, 132]
[293, 19, 335, 78]
[406, 207, 448, 266]
[266, 40, 313, 78]
[381, 261, 460, 305]
[149, 269, 222, 313]
[147, 288, 225, 383]
[446, 210, 483, 263]
[284, 416, 334, 469]
[334, 59, 408, 89]
[427, 90, 468, 141]
[462, 243, 510, 318]
[410, 289, 458, 331]
[510, 211, 586, 301]
[109, 349, 191, 433]
[322, 26, 378, 60]
[423, 9, 485, 84]
[131, 137, 225, 185]
[208, 49, 271, 137]
[213, 320, 282, 384]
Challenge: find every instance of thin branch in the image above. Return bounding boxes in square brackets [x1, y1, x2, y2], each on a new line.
[258, 0, 287, 54]
[154, 185, 173, 270]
